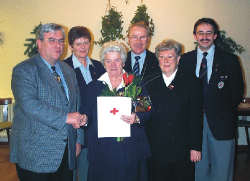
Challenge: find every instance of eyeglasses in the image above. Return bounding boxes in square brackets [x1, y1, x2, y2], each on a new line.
[104, 59, 122, 64]
[158, 55, 177, 62]
[196, 31, 214, 36]
[129, 35, 148, 41]
[46, 38, 65, 45]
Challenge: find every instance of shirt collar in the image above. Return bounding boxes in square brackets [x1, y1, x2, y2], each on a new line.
[72, 54, 93, 69]
[162, 68, 178, 87]
[98, 71, 125, 91]
[40, 55, 59, 72]
[131, 50, 146, 60]
[197, 44, 215, 59]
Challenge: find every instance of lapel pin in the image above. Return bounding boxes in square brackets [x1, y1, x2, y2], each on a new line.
[218, 81, 224, 89]
[168, 84, 174, 90]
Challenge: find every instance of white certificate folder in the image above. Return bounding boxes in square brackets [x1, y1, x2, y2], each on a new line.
[97, 96, 131, 138]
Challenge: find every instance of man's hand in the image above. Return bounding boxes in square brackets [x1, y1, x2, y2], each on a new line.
[66, 112, 87, 128]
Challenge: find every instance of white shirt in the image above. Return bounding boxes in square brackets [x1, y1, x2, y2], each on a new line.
[162, 69, 178, 87]
[98, 71, 125, 91]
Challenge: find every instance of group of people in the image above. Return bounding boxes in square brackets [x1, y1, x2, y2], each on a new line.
[10, 17, 244, 181]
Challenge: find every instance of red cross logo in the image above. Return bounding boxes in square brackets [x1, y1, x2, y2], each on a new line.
[110, 108, 119, 115]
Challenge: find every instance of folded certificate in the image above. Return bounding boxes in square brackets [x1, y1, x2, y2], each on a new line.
[97, 96, 131, 138]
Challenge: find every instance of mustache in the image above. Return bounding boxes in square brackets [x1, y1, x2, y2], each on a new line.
[200, 39, 210, 42]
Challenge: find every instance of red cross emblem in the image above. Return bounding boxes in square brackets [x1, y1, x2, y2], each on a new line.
[110, 108, 119, 115]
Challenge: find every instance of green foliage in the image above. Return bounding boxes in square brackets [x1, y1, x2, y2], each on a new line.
[24, 23, 42, 57]
[130, 4, 155, 36]
[95, 7, 124, 46]
[100, 83, 118, 96]
[215, 30, 245, 55]
[100, 76, 142, 101]
[123, 76, 142, 100]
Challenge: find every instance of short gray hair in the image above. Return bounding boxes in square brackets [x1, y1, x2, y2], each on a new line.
[155, 39, 183, 58]
[36, 23, 65, 40]
[100, 41, 128, 65]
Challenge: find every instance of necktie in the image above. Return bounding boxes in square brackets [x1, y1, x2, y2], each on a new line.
[51, 66, 66, 96]
[199, 52, 208, 84]
[132, 56, 140, 76]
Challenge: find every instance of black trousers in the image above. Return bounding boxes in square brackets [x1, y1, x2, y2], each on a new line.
[16, 146, 73, 181]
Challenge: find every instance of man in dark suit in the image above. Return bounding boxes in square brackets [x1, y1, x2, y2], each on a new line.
[10, 23, 87, 181]
[180, 18, 244, 181]
[64, 26, 105, 181]
[146, 39, 203, 181]
[124, 21, 161, 81]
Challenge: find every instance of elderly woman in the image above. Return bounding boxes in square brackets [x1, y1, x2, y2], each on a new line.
[145, 39, 203, 181]
[81, 41, 151, 181]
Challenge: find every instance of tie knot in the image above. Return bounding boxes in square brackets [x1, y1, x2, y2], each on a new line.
[203, 52, 208, 57]
[51, 66, 56, 71]
[135, 56, 141, 61]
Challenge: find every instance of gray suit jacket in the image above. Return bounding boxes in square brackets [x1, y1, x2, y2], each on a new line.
[10, 54, 83, 173]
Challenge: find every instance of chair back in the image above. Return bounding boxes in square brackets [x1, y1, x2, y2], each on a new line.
[0, 98, 13, 122]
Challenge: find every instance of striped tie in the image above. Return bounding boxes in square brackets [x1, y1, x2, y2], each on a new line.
[199, 52, 208, 84]
[132, 56, 140, 76]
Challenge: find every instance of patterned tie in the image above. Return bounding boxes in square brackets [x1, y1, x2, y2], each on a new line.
[199, 52, 208, 85]
[51, 66, 66, 96]
[132, 56, 140, 76]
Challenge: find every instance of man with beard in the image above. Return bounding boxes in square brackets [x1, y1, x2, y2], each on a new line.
[180, 18, 244, 181]
[124, 21, 161, 80]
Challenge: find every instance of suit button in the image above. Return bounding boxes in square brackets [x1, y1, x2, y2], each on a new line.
[63, 138, 68, 142]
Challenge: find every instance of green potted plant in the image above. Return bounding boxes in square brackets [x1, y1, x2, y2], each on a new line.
[95, 7, 124, 46]
[215, 30, 245, 55]
[130, 4, 155, 36]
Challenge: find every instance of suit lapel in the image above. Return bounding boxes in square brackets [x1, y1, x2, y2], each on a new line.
[89, 61, 98, 80]
[60, 61, 72, 102]
[208, 48, 222, 86]
[191, 50, 198, 73]
[34, 55, 60, 90]
[141, 50, 149, 78]
[124, 51, 132, 73]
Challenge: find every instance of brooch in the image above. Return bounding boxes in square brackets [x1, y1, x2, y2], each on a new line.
[168, 84, 174, 90]
[217, 81, 224, 89]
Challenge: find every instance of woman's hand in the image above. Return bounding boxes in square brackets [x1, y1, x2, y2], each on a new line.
[120, 113, 139, 124]
[190, 150, 201, 162]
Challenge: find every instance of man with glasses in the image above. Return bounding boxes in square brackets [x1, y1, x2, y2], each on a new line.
[124, 21, 161, 81]
[180, 18, 244, 181]
[10, 23, 87, 181]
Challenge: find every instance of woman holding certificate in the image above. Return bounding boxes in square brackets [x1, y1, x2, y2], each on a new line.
[81, 41, 151, 181]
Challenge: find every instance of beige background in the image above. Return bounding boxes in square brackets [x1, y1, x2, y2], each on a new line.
[0, 0, 249, 98]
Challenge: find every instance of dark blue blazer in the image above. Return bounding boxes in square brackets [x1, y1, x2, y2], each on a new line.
[180, 48, 244, 139]
[145, 68, 203, 162]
